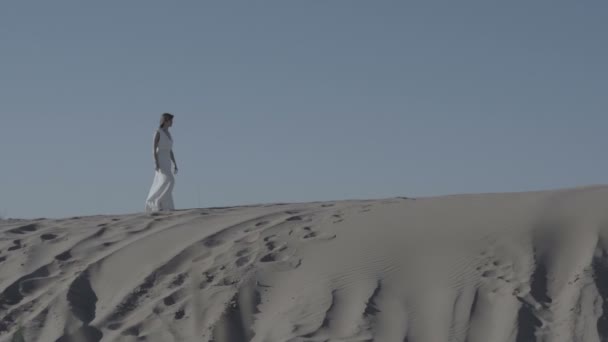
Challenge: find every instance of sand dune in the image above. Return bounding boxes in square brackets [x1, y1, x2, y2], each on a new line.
[1, 185, 608, 341]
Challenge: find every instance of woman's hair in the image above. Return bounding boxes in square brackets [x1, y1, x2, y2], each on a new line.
[159, 113, 174, 128]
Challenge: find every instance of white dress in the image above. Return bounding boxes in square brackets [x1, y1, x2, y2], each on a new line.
[145, 129, 175, 212]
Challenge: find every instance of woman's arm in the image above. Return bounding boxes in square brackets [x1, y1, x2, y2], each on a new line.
[153, 131, 160, 170]
[170, 150, 178, 174]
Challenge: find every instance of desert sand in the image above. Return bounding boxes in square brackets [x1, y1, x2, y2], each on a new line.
[1, 185, 608, 342]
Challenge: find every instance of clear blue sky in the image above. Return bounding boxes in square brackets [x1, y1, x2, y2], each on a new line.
[1, 1, 607, 219]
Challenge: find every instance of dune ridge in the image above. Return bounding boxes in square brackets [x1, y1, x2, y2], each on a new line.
[1, 185, 608, 341]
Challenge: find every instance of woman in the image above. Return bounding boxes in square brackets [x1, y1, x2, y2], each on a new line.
[145, 113, 178, 212]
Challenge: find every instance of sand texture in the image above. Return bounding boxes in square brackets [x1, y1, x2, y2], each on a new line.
[1, 185, 608, 341]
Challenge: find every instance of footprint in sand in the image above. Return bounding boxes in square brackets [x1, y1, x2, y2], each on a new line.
[265, 241, 277, 251]
[478, 258, 516, 286]
[108, 323, 122, 330]
[332, 213, 345, 224]
[8, 224, 38, 235]
[8, 240, 23, 251]
[236, 256, 251, 267]
[260, 253, 279, 263]
[292, 226, 336, 242]
[169, 273, 187, 289]
[40, 233, 58, 241]
[263, 234, 277, 241]
[260, 235, 287, 253]
[235, 248, 257, 268]
[203, 236, 224, 247]
[164, 295, 176, 306]
[259, 252, 302, 271]
[303, 232, 318, 239]
[174, 309, 185, 320]
[203, 271, 216, 283]
[246, 220, 271, 233]
[121, 325, 141, 337]
[55, 250, 72, 261]
[199, 270, 219, 289]
[259, 241, 291, 261]
[236, 248, 250, 257]
[482, 270, 498, 278]
[286, 216, 303, 222]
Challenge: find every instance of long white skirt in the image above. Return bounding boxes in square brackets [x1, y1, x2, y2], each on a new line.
[145, 150, 175, 212]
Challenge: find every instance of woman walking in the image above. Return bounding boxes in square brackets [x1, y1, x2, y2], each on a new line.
[145, 113, 178, 212]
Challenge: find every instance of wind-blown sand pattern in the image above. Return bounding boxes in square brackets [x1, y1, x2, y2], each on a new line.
[2, 185, 608, 341]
